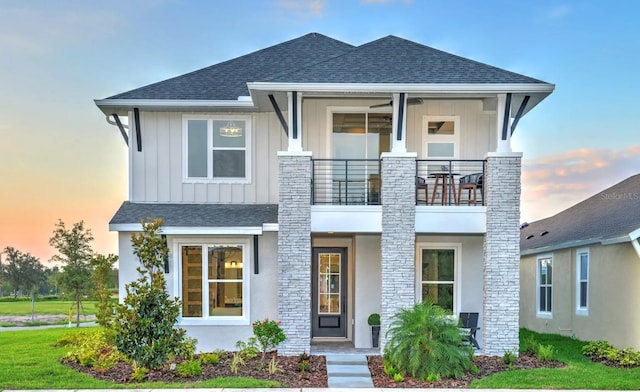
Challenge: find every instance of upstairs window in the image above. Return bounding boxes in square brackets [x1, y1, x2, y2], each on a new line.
[184, 116, 251, 182]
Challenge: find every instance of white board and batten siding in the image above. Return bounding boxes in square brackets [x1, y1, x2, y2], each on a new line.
[129, 111, 286, 204]
[129, 100, 497, 203]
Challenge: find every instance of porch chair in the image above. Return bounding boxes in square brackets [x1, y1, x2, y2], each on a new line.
[458, 312, 480, 349]
[415, 176, 429, 205]
[457, 173, 483, 205]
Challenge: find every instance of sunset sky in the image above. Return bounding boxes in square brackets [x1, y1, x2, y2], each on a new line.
[1, 0, 639, 263]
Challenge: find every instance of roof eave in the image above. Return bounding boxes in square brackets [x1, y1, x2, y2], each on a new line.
[247, 82, 555, 95]
[521, 227, 640, 256]
[109, 223, 267, 235]
[94, 98, 256, 116]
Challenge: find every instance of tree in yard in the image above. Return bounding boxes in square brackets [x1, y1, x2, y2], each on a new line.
[49, 220, 94, 327]
[113, 218, 189, 369]
[0, 247, 46, 320]
[90, 253, 119, 327]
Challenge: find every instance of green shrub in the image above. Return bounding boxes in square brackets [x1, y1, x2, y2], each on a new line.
[130, 364, 149, 382]
[393, 372, 405, 382]
[503, 350, 517, 365]
[368, 313, 381, 326]
[384, 302, 473, 380]
[60, 329, 126, 371]
[235, 339, 259, 359]
[520, 335, 539, 354]
[426, 373, 440, 382]
[252, 318, 286, 365]
[176, 358, 202, 377]
[200, 352, 220, 365]
[112, 219, 189, 370]
[383, 358, 398, 377]
[230, 351, 245, 374]
[536, 343, 555, 362]
[583, 340, 640, 367]
[268, 356, 282, 374]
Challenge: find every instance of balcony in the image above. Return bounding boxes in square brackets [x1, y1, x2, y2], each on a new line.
[311, 159, 485, 206]
[311, 159, 382, 205]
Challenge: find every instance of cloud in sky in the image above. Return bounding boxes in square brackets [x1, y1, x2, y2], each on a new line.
[521, 145, 640, 223]
[274, 0, 327, 17]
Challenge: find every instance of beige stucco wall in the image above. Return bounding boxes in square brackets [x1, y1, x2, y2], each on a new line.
[520, 242, 640, 349]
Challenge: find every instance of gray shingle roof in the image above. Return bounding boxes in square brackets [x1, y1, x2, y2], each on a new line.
[521, 174, 640, 253]
[106, 33, 354, 100]
[110, 202, 278, 227]
[267, 35, 547, 85]
[104, 33, 549, 101]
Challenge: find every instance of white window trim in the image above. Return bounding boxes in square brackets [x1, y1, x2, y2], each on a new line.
[325, 106, 393, 158]
[536, 253, 553, 319]
[173, 236, 251, 326]
[415, 242, 462, 315]
[422, 115, 461, 159]
[182, 114, 252, 184]
[576, 248, 589, 316]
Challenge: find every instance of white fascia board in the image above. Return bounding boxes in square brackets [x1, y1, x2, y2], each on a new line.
[94, 98, 255, 114]
[247, 82, 555, 94]
[109, 223, 262, 235]
[262, 223, 279, 232]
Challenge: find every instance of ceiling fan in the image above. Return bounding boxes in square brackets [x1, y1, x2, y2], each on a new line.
[369, 97, 423, 108]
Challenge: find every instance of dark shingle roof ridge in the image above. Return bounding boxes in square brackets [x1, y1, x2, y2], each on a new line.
[375, 35, 550, 85]
[521, 173, 640, 252]
[264, 34, 550, 85]
[106, 32, 355, 100]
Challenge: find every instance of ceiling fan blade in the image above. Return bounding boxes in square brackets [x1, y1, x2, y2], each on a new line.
[369, 100, 392, 108]
[370, 98, 423, 108]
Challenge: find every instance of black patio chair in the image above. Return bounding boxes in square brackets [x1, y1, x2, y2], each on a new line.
[459, 312, 481, 349]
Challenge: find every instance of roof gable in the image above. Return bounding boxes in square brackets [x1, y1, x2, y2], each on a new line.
[521, 174, 640, 253]
[106, 33, 354, 101]
[265, 35, 548, 85]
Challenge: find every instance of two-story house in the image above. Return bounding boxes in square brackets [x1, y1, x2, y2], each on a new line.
[95, 33, 554, 356]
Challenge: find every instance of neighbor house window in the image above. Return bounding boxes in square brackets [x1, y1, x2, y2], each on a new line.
[419, 244, 459, 314]
[576, 248, 589, 316]
[537, 255, 553, 317]
[180, 241, 248, 324]
[184, 116, 251, 181]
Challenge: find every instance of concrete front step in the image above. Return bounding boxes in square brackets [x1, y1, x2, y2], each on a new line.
[325, 354, 374, 388]
[328, 376, 375, 388]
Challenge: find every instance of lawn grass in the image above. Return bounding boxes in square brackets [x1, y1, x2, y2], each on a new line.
[471, 328, 640, 390]
[0, 300, 97, 316]
[0, 327, 278, 389]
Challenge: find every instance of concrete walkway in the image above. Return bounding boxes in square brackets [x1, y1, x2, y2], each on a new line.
[325, 354, 374, 388]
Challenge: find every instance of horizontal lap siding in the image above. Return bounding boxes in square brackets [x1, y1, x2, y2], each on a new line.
[130, 111, 283, 203]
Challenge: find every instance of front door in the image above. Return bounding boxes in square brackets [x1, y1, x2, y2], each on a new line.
[311, 247, 347, 338]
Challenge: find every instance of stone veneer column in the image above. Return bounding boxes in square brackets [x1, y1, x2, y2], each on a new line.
[277, 151, 312, 355]
[380, 153, 417, 350]
[482, 152, 522, 355]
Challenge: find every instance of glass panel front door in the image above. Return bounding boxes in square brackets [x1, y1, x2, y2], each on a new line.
[312, 247, 347, 338]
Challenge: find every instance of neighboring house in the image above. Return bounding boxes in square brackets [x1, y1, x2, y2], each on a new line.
[95, 33, 554, 355]
[520, 174, 640, 349]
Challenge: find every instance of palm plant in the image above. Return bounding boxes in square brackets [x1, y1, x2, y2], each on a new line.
[384, 301, 473, 380]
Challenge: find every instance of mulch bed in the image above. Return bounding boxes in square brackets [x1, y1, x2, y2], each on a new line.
[368, 354, 565, 388]
[62, 352, 565, 388]
[62, 352, 327, 388]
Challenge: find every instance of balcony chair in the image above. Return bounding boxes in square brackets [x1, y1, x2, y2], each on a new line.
[457, 173, 483, 205]
[415, 176, 429, 205]
[458, 312, 480, 349]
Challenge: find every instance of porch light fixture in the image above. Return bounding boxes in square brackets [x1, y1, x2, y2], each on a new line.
[220, 121, 242, 137]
